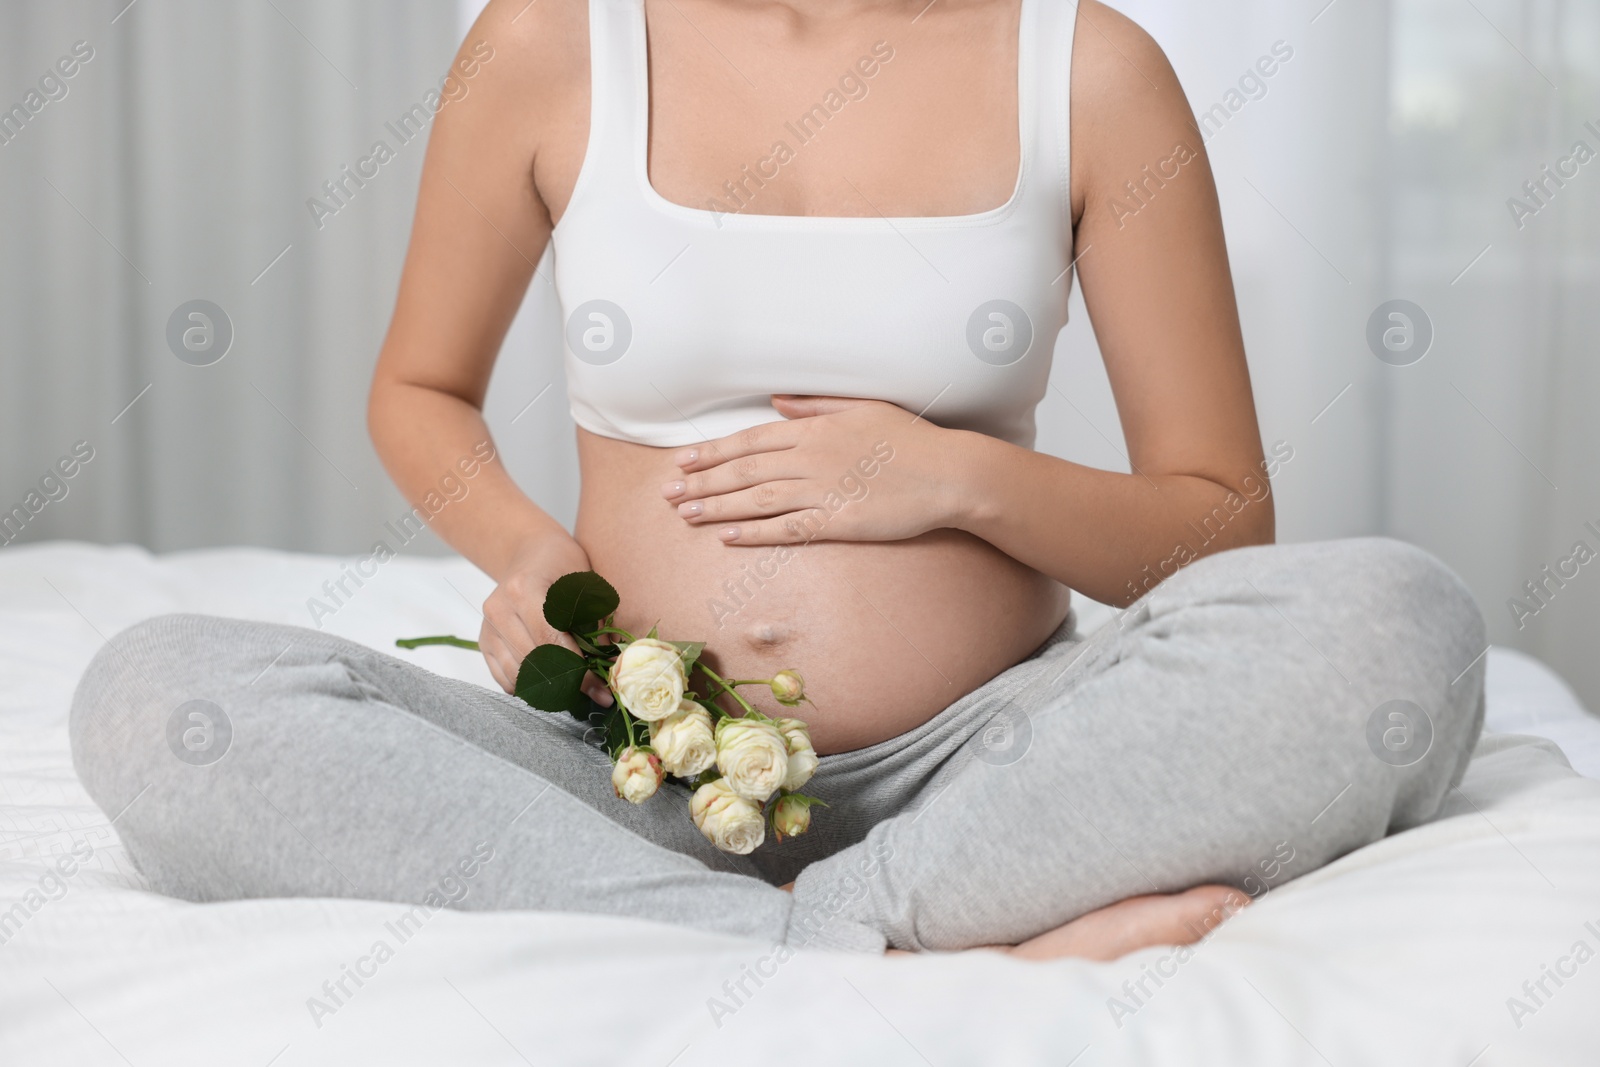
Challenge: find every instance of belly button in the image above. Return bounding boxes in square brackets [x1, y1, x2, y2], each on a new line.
[745, 623, 790, 648]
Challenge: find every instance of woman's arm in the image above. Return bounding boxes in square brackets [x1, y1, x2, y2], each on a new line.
[950, 2, 1271, 604]
[661, 3, 1272, 606]
[368, 0, 601, 691]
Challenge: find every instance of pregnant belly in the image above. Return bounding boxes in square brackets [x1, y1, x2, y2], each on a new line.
[574, 429, 1071, 754]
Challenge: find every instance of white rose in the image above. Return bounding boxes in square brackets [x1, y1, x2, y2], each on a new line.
[611, 746, 663, 804]
[649, 699, 717, 777]
[608, 638, 686, 722]
[690, 778, 765, 854]
[774, 717, 818, 791]
[714, 717, 790, 802]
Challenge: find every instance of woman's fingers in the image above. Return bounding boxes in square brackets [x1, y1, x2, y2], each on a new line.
[769, 394, 879, 419]
[670, 397, 884, 476]
[474, 537, 607, 700]
[489, 604, 539, 658]
[673, 480, 813, 523]
[481, 580, 553, 692]
[487, 608, 615, 707]
[477, 623, 515, 693]
[665, 450, 819, 505]
[669, 419, 800, 475]
[485, 625, 613, 706]
[582, 668, 613, 706]
[662, 457, 779, 503]
[713, 509, 833, 546]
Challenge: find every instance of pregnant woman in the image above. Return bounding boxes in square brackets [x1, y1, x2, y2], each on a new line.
[72, 0, 1486, 959]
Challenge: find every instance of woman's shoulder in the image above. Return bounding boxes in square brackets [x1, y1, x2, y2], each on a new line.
[434, 0, 593, 213]
[459, 0, 590, 102]
[1069, 2, 1187, 121]
[1066, 2, 1204, 216]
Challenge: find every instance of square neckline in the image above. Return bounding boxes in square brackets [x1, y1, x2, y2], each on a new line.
[632, 0, 1035, 231]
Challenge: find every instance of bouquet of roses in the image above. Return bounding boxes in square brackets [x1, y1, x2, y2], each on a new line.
[398, 571, 823, 854]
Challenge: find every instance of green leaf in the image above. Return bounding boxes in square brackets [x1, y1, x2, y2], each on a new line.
[514, 643, 590, 715]
[598, 700, 633, 760]
[669, 640, 705, 673]
[778, 793, 829, 809]
[691, 696, 728, 723]
[688, 769, 723, 791]
[542, 571, 620, 634]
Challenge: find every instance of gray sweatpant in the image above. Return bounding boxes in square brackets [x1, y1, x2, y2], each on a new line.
[69, 538, 1486, 954]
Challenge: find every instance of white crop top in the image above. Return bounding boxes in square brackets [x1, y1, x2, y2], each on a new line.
[551, 0, 1076, 449]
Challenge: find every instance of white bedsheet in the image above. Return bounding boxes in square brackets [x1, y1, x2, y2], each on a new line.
[2, 542, 1598, 1066]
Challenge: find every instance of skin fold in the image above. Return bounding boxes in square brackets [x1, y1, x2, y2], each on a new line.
[368, 0, 1268, 958]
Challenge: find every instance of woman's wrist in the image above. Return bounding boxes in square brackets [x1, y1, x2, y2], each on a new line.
[939, 427, 1008, 536]
[494, 518, 587, 581]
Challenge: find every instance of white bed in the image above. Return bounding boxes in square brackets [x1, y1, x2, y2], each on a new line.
[3, 542, 1598, 1066]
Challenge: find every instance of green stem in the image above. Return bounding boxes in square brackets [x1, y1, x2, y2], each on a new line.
[395, 635, 480, 651]
[695, 663, 759, 717]
[589, 626, 636, 642]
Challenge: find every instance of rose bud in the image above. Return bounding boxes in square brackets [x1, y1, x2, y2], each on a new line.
[649, 699, 717, 777]
[690, 778, 765, 854]
[611, 746, 664, 804]
[774, 718, 819, 791]
[607, 638, 687, 722]
[772, 794, 813, 841]
[769, 669, 806, 706]
[714, 717, 790, 803]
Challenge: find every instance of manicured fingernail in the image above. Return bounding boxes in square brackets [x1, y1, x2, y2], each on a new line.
[676, 449, 698, 466]
[678, 501, 703, 518]
[661, 480, 685, 498]
[719, 526, 740, 541]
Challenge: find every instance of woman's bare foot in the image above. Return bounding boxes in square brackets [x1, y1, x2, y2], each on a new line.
[786, 878, 1246, 962]
[1001, 885, 1250, 962]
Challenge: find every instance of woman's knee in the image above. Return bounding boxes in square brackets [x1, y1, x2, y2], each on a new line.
[1322, 537, 1484, 650]
[1157, 538, 1487, 793]
[1255, 539, 1487, 818]
[70, 613, 256, 805]
[1322, 539, 1485, 731]
[1174, 537, 1485, 669]
[1269, 538, 1483, 691]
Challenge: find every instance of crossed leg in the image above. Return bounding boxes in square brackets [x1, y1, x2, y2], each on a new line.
[788, 539, 1487, 953]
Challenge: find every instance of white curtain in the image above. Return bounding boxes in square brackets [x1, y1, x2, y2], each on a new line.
[0, 0, 464, 553]
[4, 0, 1596, 707]
[1094, 0, 1600, 707]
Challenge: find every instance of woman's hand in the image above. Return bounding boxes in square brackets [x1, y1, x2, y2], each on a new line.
[660, 395, 966, 546]
[480, 533, 613, 706]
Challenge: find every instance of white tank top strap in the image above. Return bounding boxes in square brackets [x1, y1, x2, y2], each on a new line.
[1028, 0, 1078, 233]
[566, 0, 641, 211]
